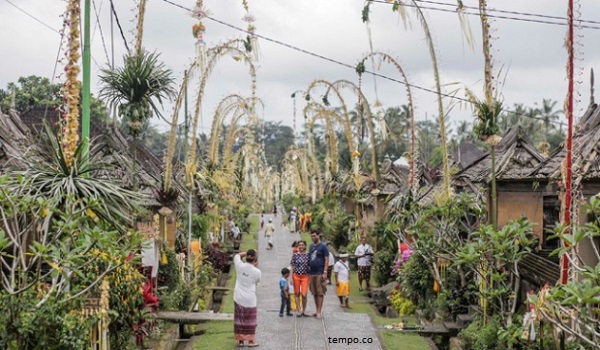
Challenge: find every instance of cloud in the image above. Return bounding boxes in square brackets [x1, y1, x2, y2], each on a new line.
[1, 0, 599, 136]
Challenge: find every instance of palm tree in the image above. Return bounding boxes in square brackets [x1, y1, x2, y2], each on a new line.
[538, 98, 563, 138]
[99, 51, 176, 190]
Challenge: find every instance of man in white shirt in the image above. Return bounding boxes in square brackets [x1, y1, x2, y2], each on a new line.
[334, 253, 350, 308]
[354, 236, 374, 291]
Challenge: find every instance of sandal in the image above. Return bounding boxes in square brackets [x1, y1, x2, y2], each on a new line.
[247, 342, 259, 348]
[237, 341, 245, 347]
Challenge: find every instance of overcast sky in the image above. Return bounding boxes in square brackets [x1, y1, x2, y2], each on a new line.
[1, 0, 599, 136]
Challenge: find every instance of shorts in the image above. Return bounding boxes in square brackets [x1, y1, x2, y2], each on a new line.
[292, 273, 309, 296]
[309, 274, 327, 296]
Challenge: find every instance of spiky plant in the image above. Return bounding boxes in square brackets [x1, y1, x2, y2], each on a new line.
[99, 51, 176, 191]
[12, 122, 141, 232]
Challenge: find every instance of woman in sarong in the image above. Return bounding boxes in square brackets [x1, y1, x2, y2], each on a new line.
[233, 250, 261, 347]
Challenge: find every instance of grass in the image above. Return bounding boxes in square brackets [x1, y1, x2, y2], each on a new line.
[343, 273, 429, 349]
[194, 215, 259, 348]
[379, 331, 429, 350]
[192, 320, 235, 350]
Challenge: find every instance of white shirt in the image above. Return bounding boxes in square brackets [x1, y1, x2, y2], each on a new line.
[233, 254, 261, 307]
[233, 226, 240, 239]
[334, 260, 350, 282]
[265, 223, 275, 236]
[328, 252, 335, 267]
[355, 244, 374, 266]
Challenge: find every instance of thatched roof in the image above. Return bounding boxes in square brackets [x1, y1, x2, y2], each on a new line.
[531, 103, 600, 182]
[0, 107, 30, 170]
[452, 140, 484, 170]
[456, 126, 545, 183]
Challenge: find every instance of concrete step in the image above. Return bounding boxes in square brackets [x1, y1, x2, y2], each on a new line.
[456, 313, 473, 327]
[443, 321, 460, 330]
[468, 304, 480, 316]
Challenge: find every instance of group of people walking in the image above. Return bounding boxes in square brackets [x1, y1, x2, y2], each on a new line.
[231, 211, 376, 347]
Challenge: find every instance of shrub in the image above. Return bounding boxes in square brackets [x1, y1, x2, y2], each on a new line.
[389, 290, 416, 316]
[157, 247, 180, 291]
[204, 244, 230, 272]
[399, 254, 435, 308]
[373, 248, 396, 286]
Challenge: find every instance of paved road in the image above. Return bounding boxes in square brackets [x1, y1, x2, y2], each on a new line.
[251, 213, 384, 350]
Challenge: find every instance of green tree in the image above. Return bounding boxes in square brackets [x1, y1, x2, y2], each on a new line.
[0, 75, 108, 122]
[257, 121, 295, 170]
[99, 51, 176, 190]
[381, 106, 410, 161]
[0, 75, 60, 112]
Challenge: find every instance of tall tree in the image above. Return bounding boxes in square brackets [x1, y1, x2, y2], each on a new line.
[257, 121, 295, 170]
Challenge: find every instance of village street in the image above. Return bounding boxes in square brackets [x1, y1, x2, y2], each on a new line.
[251, 213, 383, 350]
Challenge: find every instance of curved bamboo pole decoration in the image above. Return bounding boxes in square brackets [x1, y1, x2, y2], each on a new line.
[304, 102, 355, 156]
[305, 108, 339, 191]
[225, 125, 252, 163]
[186, 42, 256, 189]
[164, 67, 193, 191]
[357, 53, 417, 193]
[305, 79, 355, 150]
[322, 79, 378, 180]
[408, 1, 451, 200]
[305, 109, 339, 174]
[223, 97, 265, 162]
[207, 94, 248, 163]
[282, 148, 316, 195]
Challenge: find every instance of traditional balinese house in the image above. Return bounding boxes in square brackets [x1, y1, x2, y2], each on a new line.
[530, 102, 600, 272]
[454, 127, 547, 237]
[452, 127, 558, 287]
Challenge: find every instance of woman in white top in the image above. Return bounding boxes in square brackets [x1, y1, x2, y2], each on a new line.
[233, 250, 261, 348]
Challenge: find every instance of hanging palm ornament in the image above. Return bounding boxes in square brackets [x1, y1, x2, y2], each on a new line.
[191, 1, 209, 73]
[241, 0, 260, 62]
[62, 0, 81, 166]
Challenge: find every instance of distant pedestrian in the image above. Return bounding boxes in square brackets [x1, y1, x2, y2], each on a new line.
[354, 236, 374, 291]
[260, 214, 265, 230]
[334, 253, 350, 308]
[279, 268, 292, 317]
[233, 250, 261, 348]
[264, 218, 275, 250]
[232, 224, 241, 241]
[308, 231, 329, 319]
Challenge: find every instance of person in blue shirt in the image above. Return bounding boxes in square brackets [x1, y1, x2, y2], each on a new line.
[308, 231, 329, 319]
[279, 267, 292, 317]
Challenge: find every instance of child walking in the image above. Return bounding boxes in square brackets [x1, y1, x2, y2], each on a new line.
[279, 268, 293, 317]
[334, 253, 350, 308]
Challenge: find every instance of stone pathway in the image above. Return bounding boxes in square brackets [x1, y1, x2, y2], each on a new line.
[251, 213, 384, 350]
